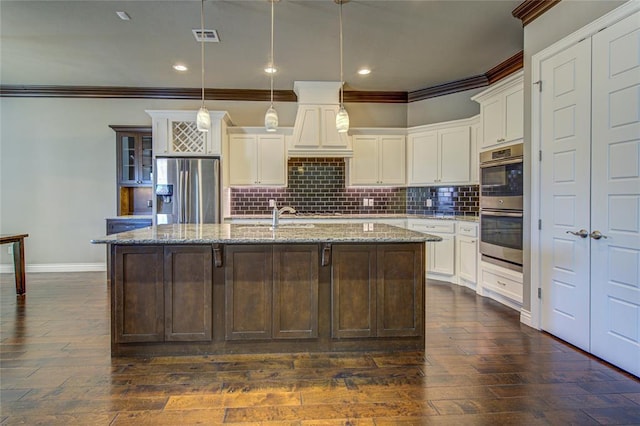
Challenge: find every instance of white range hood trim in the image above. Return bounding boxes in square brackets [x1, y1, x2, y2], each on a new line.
[289, 81, 352, 158]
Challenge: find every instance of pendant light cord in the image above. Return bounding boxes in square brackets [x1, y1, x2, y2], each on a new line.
[200, 0, 205, 108]
[339, 0, 344, 107]
[270, 0, 274, 108]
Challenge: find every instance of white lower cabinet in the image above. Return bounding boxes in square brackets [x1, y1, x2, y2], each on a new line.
[408, 219, 456, 279]
[456, 223, 478, 289]
[479, 260, 523, 311]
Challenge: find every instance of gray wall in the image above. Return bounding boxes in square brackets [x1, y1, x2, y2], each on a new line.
[407, 88, 482, 127]
[521, 0, 625, 311]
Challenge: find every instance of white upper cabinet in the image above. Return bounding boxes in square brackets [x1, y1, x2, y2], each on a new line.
[228, 134, 286, 186]
[146, 110, 230, 157]
[472, 71, 524, 151]
[407, 118, 473, 186]
[350, 133, 405, 186]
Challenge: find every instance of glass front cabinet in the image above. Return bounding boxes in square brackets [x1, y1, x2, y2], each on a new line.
[112, 126, 153, 186]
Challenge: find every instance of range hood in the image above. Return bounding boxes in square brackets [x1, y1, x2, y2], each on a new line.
[288, 81, 352, 158]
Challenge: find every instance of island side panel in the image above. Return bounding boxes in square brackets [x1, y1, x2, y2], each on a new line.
[272, 245, 320, 339]
[376, 243, 424, 337]
[164, 245, 213, 342]
[331, 245, 377, 339]
[113, 245, 164, 344]
[224, 245, 273, 341]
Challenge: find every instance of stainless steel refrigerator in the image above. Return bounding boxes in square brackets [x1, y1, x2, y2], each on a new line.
[154, 157, 220, 224]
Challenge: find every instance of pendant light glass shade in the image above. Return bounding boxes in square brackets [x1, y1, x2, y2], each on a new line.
[336, 105, 349, 133]
[265, 105, 278, 132]
[197, 106, 210, 132]
[264, 0, 278, 132]
[197, 0, 210, 133]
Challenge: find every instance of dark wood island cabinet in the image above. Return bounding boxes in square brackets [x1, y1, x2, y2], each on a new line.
[94, 223, 440, 357]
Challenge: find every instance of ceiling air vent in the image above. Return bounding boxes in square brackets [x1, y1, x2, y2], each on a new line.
[192, 29, 220, 43]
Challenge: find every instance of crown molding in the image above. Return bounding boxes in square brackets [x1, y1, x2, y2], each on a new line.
[512, 0, 561, 26]
[344, 90, 408, 104]
[109, 125, 152, 133]
[486, 50, 524, 85]
[0, 86, 297, 102]
[408, 75, 489, 102]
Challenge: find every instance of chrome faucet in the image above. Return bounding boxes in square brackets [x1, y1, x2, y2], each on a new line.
[272, 205, 296, 228]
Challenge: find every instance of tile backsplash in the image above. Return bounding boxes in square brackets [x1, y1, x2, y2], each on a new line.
[229, 158, 478, 216]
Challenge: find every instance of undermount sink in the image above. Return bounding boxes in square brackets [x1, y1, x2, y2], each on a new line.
[237, 223, 315, 230]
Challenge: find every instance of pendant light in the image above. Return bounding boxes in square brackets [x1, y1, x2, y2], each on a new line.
[264, 0, 278, 132]
[196, 0, 210, 132]
[335, 0, 349, 133]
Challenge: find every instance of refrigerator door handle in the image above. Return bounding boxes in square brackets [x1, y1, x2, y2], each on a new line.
[184, 170, 190, 223]
[178, 168, 184, 223]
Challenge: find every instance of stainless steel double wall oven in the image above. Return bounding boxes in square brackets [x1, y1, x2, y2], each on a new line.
[479, 144, 524, 271]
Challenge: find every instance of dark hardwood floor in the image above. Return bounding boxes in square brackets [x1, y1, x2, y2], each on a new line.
[1, 272, 638, 425]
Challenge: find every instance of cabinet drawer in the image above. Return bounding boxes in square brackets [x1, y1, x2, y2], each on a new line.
[482, 268, 522, 303]
[409, 220, 455, 234]
[457, 223, 477, 237]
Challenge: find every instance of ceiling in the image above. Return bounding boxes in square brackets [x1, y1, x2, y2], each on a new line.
[0, 0, 524, 94]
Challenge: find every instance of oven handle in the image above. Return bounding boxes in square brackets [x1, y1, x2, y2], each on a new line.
[481, 210, 523, 218]
[480, 157, 523, 168]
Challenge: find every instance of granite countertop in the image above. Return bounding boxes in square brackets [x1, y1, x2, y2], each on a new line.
[91, 223, 441, 245]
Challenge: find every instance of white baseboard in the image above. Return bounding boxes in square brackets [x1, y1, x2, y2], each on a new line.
[0, 263, 106, 273]
[520, 309, 535, 328]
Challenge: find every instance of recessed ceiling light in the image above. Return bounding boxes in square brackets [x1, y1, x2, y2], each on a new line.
[116, 11, 130, 21]
[358, 68, 371, 75]
[264, 66, 277, 74]
[173, 64, 188, 72]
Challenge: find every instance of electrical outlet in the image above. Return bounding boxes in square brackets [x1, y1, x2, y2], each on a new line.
[269, 199, 276, 207]
[369, 198, 374, 207]
[7, 245, 13, 255]
[425, 199, 433, 207]
[363, 198, 369, 207]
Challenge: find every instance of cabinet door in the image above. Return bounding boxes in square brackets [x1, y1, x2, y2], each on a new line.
[331, 245, 376, 338]
[430, 234, 455, 276]
[321, 106, 348, 148]
[376, 244, 423, 337]
[257, 135, 286, 185]
[113, 245, 164, 343]
[481, 96, 503, 149]
[164, 246, 213, 342]
[118, 133, 139, 185]
[408, 131, 438, 185]
[457, 236, 477, 283]
[351, 135, 380, 184]
[292, 106, 320, 148]
[139, 134, 153, 184]
[379, 136, 406, 185]
[273, 245, 319, 339]
[439, 126, 471, 184]
[504, 86, 524, 144]
[225, 245, 272, 340]
[229, 135, 258, 185]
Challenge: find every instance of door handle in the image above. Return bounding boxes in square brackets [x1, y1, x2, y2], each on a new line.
[590, 230, 608, 240]
[566, 229, 589, 238]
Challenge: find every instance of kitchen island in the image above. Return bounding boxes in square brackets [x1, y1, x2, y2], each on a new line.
[92, 223, 440, 357]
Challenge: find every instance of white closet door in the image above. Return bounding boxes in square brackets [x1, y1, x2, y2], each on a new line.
[539, 39, 592, 351]
[590, 11, 640, 377]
